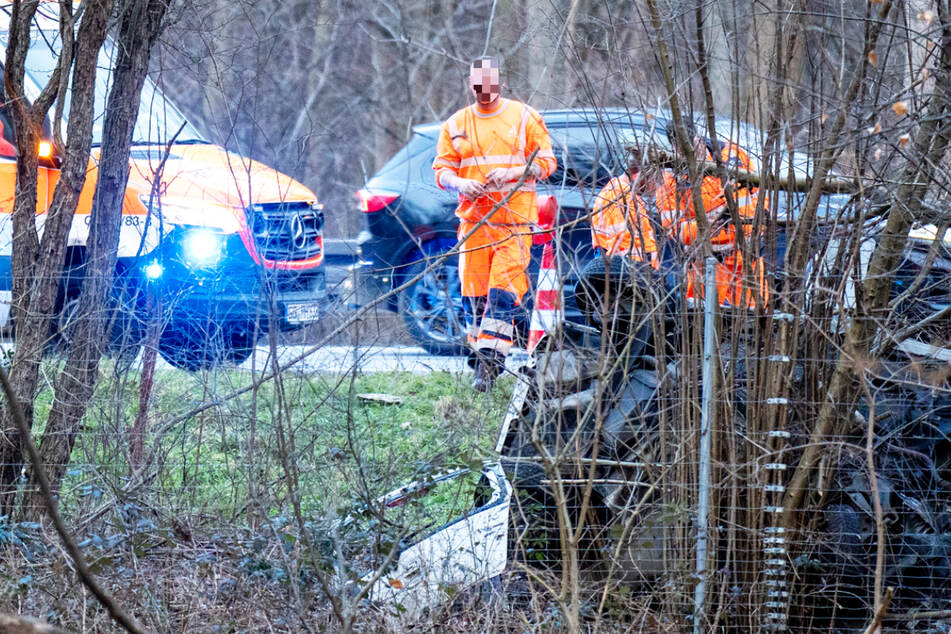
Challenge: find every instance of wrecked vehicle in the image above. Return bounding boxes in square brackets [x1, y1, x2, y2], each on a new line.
[495, 247, 951, 629]
[342, 161, 951, 627]
[334, 464, 511, 621]
[350, 243, 950, 629]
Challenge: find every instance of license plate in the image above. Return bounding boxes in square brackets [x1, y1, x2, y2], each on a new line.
[285, 302, 320, 324]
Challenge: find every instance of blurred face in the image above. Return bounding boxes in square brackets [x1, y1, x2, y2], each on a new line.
[469, 64, 501, 106]
[633, 166, 661, 196]
[672, 133, 708, 163]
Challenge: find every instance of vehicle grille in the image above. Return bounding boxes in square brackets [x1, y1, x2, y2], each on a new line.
[247, 202, 323, 261]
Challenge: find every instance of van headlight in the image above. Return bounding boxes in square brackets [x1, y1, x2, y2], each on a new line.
[182, 228, 224, 267]
[143, 260, 164, 280]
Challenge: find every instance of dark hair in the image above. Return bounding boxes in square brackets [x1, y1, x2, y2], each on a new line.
[470, 56, 500, 71]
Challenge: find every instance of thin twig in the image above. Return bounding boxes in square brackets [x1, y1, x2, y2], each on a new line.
[859, 388, 886, 616]
[863, 586, 894, 634]
[884, 607, 951, 621]
[0, 365, 148, 634]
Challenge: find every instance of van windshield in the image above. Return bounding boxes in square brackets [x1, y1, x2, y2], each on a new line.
[19, 30, 205, 146]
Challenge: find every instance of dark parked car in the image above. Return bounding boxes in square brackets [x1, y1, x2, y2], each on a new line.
[353, 108, 951, 355]
[353, 108, 653, 354]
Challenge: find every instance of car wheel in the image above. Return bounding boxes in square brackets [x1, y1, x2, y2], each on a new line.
[397, 245, 467, 356]
[158, 320, 257, 371]
[107, 278, 149, 364]
[573, 256, 659, 357]
[53, 293, 147, 363]
[107, 308, 148, 364]
[500, 457, 561, 569]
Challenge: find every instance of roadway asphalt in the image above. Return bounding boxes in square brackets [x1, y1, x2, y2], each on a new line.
[233, 344, 527, 375]
[149, 344, 529, 375]
[237, 344, 470, 375]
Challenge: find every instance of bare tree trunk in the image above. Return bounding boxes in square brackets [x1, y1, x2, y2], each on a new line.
[0, 0, 52, 511]
[0, 0, 111, 513]
[494, 0, 527, 94]
[28, 0, 172, 512]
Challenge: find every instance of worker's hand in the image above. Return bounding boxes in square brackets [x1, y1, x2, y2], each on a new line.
[442, 172, 486, 201]
[485, 166, 529, 187]
[456, 178, 486, 201]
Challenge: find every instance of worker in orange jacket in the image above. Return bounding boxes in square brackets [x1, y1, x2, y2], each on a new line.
[656, 122, 768, 307]
[433, 57, 557, 391]
[590, 151, 661, 266]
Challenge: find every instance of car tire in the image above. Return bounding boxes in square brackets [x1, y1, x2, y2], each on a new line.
[500, 457, 561, 569]
[107, 277, 149, 363]
[53, 293, 147, 363]
[107, 308, 148, 364]
[158, 319, 256, 371]
[573, 255, 659, 357]
[50, 261, 151, 363]
[397, 243, 468, 356]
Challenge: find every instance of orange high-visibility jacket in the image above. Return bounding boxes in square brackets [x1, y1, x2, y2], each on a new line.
[656, 142, 761, 246]
[433, 98, 557, 226]
[590, 174, 658, 264]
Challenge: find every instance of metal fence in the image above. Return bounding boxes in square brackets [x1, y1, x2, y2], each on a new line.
[0, 228, 949, 633]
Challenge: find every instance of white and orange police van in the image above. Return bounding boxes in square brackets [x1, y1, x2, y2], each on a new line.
[0, 4, 325, 370]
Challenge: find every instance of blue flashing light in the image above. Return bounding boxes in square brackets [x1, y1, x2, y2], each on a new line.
[144, 260, 164, 280]
[182, 229, 223, 267]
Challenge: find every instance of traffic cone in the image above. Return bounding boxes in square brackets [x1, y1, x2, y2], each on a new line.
[527, 240, 563, 354]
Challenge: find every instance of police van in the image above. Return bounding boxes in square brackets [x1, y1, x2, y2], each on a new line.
[0, 4, 326, 370]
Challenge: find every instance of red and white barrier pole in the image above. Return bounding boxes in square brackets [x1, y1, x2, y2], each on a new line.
[526, 195, 563, 355]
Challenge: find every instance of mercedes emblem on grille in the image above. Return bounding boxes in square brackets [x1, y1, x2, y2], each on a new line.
[290, 213, 307, 249]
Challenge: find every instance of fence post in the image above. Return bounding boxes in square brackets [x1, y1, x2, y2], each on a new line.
[694, 256, 718, 634]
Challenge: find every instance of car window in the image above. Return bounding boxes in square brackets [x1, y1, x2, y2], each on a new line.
[340, 469, 494, 565]
[374, 132, 442, 191]
[773, 192, 852, 223]
[544, 126, 613, 190]
[14, 30, 204, 146]
[544, 124, 668, 190]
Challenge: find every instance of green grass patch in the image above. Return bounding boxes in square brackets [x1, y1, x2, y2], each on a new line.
[53, 362, 513, 521]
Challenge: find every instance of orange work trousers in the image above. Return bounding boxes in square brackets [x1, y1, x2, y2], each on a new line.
[685, 251, 769, 308]
[457, 221, 533, 355]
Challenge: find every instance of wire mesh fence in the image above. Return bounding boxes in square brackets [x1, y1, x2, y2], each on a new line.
[6, 208, 948, 633]
[489, 234, 951, 632]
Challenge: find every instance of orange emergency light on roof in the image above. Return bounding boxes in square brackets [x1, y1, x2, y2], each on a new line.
[38, 141, 52, 158]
